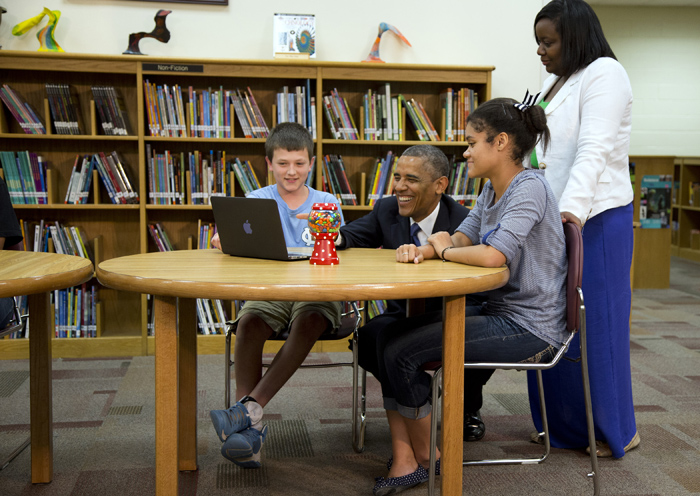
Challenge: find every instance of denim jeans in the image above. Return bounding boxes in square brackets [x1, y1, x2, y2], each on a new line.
[379, 304, 556, 420]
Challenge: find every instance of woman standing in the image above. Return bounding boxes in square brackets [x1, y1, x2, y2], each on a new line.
[527, 0, 639, 458]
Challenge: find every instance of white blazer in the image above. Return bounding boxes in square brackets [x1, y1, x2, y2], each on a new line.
[531, 57, 634, 223]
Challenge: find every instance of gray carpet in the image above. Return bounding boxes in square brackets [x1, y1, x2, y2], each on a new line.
[1, 257, 699, 495]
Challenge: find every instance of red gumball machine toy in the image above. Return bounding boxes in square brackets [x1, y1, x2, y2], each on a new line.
[308, 202, 341, 265]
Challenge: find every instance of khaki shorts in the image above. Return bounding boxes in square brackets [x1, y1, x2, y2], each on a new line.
[235, 300, 343, 336]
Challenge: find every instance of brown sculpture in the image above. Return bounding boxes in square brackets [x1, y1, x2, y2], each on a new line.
[123, 9, 171, 56]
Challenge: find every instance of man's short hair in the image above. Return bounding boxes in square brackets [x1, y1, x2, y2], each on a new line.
[401, 145, 449, 180]
[265, 122, 314, 161]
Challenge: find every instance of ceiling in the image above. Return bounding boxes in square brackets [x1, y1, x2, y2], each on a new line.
[589, 0, 700, 5]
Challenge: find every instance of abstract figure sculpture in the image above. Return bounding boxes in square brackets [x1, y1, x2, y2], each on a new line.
[123, 9, 171, 56]
[363, 22, 411, 63]
[12, 7, 64, 52]
[308, 203, 341, 265]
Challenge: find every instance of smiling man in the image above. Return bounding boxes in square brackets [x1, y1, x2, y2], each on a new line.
[337, 144, 494, 443]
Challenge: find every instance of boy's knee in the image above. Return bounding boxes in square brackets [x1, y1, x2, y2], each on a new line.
[291, 311, 330, 339]
[236, 314, 274, 340]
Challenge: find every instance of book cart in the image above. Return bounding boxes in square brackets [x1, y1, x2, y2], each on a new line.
[0, 51, 492, 359]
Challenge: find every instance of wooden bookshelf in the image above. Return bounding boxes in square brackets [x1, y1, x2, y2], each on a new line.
[0, 51, 493, 359]
[671, 157, 700, 264]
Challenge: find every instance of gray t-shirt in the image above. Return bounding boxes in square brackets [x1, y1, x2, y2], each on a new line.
[457, 169, 567, 347]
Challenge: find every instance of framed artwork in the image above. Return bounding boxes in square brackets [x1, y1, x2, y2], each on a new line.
[128, 0, 228, 5]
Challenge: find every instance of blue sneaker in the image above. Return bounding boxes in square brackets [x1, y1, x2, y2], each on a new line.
[221, 425, 268, 468]
[210, 402, 252, 442]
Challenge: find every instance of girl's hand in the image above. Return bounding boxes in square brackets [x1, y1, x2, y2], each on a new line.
[426, 231, 453, 258]
[561, 211, 582, 228]
[211, 232, 222, 250]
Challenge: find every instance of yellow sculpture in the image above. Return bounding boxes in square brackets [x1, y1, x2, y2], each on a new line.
[12, 7, 64, 52]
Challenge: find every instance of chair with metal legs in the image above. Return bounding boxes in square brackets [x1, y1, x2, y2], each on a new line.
[0, 297, 30, 471]
[224, 300, 367, 452]
[425, 222, 600, 495]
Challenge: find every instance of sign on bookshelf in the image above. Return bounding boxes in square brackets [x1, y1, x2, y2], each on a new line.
[639, 174, 672, 229]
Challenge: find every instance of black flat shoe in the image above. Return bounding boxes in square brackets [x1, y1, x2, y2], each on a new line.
[464, 410, 485, 442]
[373, 465, 429, 495]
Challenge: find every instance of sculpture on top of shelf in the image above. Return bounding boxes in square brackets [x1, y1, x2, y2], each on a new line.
[11, 7, 64, 52]
[363, 22, 411, 63]
[123, 9, 172, 56]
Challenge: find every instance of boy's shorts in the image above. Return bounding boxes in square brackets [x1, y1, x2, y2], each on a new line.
[235, 300, 343, 337]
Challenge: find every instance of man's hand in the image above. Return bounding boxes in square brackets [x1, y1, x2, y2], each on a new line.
[396, 244, 424, 264]
[211, 232, 222, 250]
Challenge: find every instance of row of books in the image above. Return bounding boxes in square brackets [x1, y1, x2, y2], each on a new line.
[0, 151, 48, 205]
[232, 87, 270, 138]
[447, 158, 481, 208]
[145, 146, 262, 204]
[26, 219, 94, 261]
[402, 95, 440, 142]
[276, 82, 317, 138]
[92, 86, 131, 136]
[0, 84, 46, 134]
[46, 83, 84, 135]
[362, 87, 404, 141]
[64, 154, 94, 204]
[196, 222, 229, 334]
[440, 87, 479, 142]
[144, 81, 239, 139]
[91, 151, 139, 205]
[0, 83, 130, 136]
[52, 283, 98, 338]
[322, 89, 359, 140]
[367, 151, 399, 206]
[146, 222, 228, 335]
[321, 154, 357, 205]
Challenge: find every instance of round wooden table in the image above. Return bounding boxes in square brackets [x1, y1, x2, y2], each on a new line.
[0, 251, 94, 483]
[97, 248, 509, 496]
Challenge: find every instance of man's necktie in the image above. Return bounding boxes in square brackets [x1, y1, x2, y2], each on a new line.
[410, 223, 422, 246]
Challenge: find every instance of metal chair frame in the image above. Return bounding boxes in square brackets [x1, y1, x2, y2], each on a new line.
[426, 222, 600, 495]
[0, 297, 30, 471]
[224, 300, 367, 452]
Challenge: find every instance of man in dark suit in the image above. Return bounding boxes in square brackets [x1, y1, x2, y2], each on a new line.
[337, 144, 492, 441]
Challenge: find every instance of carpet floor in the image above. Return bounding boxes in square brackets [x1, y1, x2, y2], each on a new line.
[0, 257, 699, 495]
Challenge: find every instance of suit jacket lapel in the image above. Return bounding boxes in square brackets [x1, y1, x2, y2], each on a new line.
[543, 70, 583, 115]
[432, 198, 451, 234]
[393, 215, 411, 246]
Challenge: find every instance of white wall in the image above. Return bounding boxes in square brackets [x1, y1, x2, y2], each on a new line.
[594, 6, 700, 156]
[0, 0, 544, 103]
[5, 2, 696, 157]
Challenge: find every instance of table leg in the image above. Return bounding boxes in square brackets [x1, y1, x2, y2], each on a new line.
[178, 298, 198, 471]
[28, 292, 52, 484]
[154, 295, 178, 496]
[441, 294, 465, 495]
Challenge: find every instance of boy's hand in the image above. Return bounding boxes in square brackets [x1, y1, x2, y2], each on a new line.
[296, 213, 310, 220]
[396, 244, 424, 264]
[211, 233, 222, 250]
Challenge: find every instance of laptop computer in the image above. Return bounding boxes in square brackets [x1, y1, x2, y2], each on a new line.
[210, 196, 312, 261]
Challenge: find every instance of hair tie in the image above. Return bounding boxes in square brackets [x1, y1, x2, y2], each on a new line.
[514, 90, 541, 112]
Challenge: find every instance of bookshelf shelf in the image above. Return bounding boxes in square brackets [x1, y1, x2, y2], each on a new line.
[0, 51, 492, 359]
